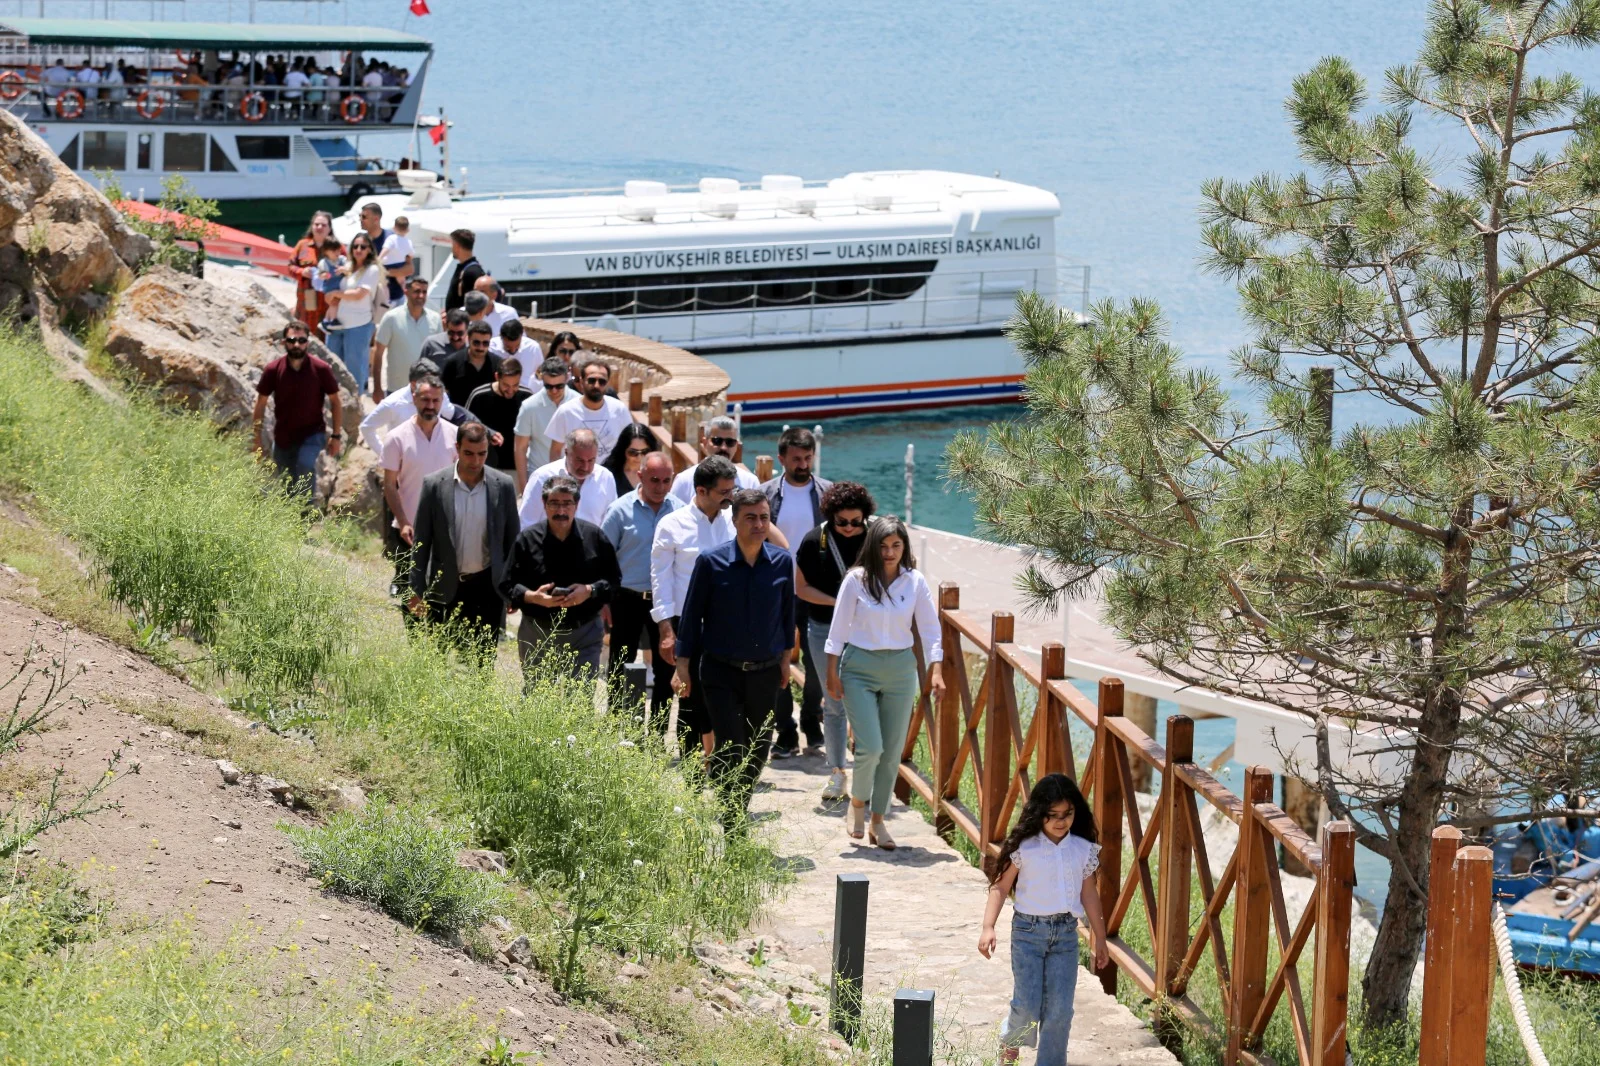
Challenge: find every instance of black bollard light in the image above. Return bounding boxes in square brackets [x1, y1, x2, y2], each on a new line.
[892, 988, 935, 1066]
[830, 872, 869, 1041]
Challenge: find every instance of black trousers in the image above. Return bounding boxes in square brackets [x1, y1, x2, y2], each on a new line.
[773, 626, 824, 749]
[608, 587, 674, 715]
[426, 570, 505, 662]
[699, 656, 782, 826]
[669, 615, 708, 755]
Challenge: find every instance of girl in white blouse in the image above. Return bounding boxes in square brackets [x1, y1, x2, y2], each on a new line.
[979, 773, 1110, 1065]
[824, 515, 945, 849]
[322, 231, 382, 393]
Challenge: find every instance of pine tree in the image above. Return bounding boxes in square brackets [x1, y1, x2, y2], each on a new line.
[949, 0, 1600, 1027]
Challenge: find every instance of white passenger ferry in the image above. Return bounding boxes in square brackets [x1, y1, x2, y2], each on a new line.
[0, 17, 434, 233]
[339, 171, 1069, 420]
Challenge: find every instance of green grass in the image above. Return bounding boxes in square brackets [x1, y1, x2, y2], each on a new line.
[285, 800, 510, 935]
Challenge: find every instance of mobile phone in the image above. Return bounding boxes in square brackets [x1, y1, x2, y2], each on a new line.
[550, 586, 573, 598]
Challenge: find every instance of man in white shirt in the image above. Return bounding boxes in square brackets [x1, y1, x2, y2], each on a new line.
[670, 415, 759, 504]
[74, 60, 101, 88]
[518, 428, 617, 529]
[474, 276, 519, 334]
[102, 62, 125, 102]
[372, 276, 441, 401]
[282, 63, 310, 100]
[649, 455, 738, 755]
[545, 359, 632, 462]
[358, 359, 461, 453]
[361, 62, 385, 103]
[512, 356, 570, 494]
[490, 318, 542, 362]
[41, 59, 71, 100]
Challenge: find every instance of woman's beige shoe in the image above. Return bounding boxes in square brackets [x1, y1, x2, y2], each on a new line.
[868, 820, 896, 850]
[847, 802, 866, 839]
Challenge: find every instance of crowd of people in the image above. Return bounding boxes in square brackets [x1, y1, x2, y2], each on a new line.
[252, 207, 948, 835]
[29, 50, 410, 120]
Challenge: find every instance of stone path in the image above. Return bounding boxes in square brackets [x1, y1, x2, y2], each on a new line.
[749, 751, 1178, 1065]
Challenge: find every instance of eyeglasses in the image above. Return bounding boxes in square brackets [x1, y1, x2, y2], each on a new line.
[447, 330, 466, 340]
[555, 347, 577, 357]
[543, 382, 566, 392]
[626, 447, 651, 457]
[284, 337, 309, 346]
[583, 377, 608, 386]
[833, 516, 865, 529]
[469, 339, 490, 349]
[709, 436, 738, 447]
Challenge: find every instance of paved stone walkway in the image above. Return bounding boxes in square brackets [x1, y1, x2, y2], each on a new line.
[749, 751, 1178, 1065]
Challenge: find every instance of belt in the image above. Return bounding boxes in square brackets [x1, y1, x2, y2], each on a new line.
[622, 587, 652, 601]
[706, 653, 780, 672]
[459, 568, 489, 581]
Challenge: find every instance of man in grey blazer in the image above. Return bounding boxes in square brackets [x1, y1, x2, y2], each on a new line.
[408, 421, 520, 659]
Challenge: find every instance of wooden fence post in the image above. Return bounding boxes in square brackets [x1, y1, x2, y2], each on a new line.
[979, 612, 1015, 873]
[1092, 677, 1124, 996]
[671, 408, 688, 447]
[1446, 846, 1494, 1066]
[933, 583, 962, 842]
[1419, 825, 1463, 1066]
[628, 379, 643, 411]
[1038, 643, 1070, 779]
[1310, 821, 1355, 1066]
[756, 454, 774, 482]
[647, 394, 663, 427]
[1225, 766, 1274, 1066]
[1154, 715, 1194, 1047]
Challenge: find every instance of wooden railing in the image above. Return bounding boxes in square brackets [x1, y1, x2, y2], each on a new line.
[896, 583, 1357, 1066]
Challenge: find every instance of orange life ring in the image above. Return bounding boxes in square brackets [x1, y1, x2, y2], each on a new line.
[239, 91, 268, 122]
[0, 71, 24, 101]
[340, 95, 367, 123]
[135, 88, 167, 119]
[54, 88, 84, 119]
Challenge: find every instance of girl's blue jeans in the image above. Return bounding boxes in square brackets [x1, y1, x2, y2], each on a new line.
[324, 321, 374, 391]
[806, 619, 849, 771]
[1004, 911, 1079, 1064]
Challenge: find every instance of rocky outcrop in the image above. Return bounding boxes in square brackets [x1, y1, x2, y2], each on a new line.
[0, 108, 149, 323]
[104, 266, 361, 440]
[327, 442, 384, 531]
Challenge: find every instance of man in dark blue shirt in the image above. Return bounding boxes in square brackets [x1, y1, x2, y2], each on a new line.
[675, 488, 796, 826]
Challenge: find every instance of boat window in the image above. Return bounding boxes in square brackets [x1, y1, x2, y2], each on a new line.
[501, 260, 938, 320]
[163, 133, 206, 173]
[57, 135, 80, 170]
[235, 136, 290, 160]
[209, 137, 237, 173]
[136, 133, 153, 171]
[82, 132, 127, 171]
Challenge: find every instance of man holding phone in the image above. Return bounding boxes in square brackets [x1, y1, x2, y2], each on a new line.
[500, 473, 621, 684]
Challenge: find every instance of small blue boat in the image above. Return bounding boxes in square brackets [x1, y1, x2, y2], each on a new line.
[1491, 819, 1600, 974]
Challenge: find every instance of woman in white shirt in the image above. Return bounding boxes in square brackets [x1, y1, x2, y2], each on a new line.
[825, 515, 945, 849]
[323, 232, 381, 392]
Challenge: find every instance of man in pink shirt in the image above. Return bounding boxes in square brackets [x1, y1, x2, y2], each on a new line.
[381, 373, 458, 594]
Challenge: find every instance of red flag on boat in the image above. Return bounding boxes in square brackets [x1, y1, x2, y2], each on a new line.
[428, 123, 446, 145]
[410, 0, 430, 15]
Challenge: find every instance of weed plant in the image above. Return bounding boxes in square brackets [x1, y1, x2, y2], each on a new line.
[285, 800, 508, 935]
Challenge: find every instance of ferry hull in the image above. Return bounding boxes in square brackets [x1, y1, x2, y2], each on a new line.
[215, 195, 346, 239]
[707, 330, 1023, 421]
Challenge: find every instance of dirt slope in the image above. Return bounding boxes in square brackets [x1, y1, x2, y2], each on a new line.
[2, 573, 637, 1065]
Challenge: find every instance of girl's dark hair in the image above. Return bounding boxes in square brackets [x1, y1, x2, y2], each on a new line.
[852, 514, 914, 603]
[821, 480, 876, 520]
[549, 330, 581, 355]
[989, 773, 1097, 884]
[602, 422, 658, 486]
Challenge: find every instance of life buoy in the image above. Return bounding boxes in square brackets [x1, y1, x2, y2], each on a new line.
[135, 88, 167, 119]
[340, 95, 367, 123]
[239, 91, 268, 122]
[54, 88, 84, 120]
[0, 71, 24, 101]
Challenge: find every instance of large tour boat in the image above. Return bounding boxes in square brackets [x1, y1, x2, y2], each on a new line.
[337, 170, 1073, 420]
[0, 16, 434, 232]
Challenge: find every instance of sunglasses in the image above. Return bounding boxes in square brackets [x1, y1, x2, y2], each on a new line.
[626, 446, 651, 457]
[583, 376, 608, 385]
[470, 339, 490, 348]
[447, 330, 466, 339]
[543, 381, 566, 392]
[556, 347, 577, 356]
[833, 516, 865, 529]
[284, 337, 309, 346]
[709, 436, 738, 447]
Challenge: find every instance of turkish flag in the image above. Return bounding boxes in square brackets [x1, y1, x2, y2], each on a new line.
[428, 123, 446, 145]
[410, 0, 430, 15]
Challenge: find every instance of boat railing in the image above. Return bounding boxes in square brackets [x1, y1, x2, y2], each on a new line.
[460, 177, 837, 202]
[0, 78, 416, 126]
[501, 196, 949, 230]
[507, 264, 1057, 340]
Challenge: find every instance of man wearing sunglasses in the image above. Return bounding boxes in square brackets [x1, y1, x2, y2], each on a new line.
[511, 356, 571, 495]
[251, 321, 343, 503]
[545, 359, 633, 462]
[670, 415, 759, 505]
[440, 321, 504, 408]
[418, 308, 470, 367]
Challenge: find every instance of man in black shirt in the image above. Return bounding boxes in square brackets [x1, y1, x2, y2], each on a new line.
[419, 309, 468, 366]
[445, 227, 485, 311]
[500, 473, 621, 684]
[440, 321, 503, 406]
[675, 489, 796, 826]
[794, 481, 876, 801]
[465, 356, 530, 472]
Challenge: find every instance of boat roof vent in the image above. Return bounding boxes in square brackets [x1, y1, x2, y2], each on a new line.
[698, 177, 740, 219]
[779, 193, 817, 216]
[624, 180, 669, 198]
[761, 174, 804, 193]
[856, 190, 893, 211]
